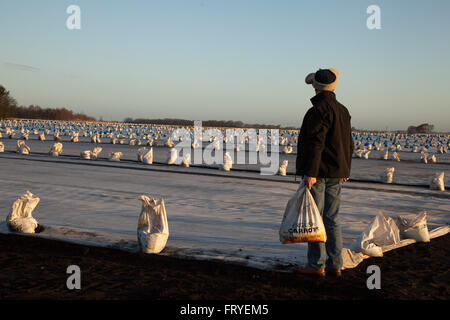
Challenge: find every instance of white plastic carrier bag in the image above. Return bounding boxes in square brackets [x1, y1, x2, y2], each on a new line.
[6, 191, 40, 234]
[137, 195, 169, 254]
[279, 185, 327, 244]
[397, 211, 430, 242]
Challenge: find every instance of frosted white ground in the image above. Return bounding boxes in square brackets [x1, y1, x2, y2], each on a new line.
[0, 153, 448, 271]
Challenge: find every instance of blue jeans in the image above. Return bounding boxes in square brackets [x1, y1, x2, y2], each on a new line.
[307, 178, 343, 270]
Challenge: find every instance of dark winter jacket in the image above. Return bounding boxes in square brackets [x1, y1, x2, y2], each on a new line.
[295, 91, 354, 178]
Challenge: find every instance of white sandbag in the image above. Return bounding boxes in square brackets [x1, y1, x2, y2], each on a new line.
[143, 148, 153, 164]
[167, 148, 177, 165]
[91, 147, 102, 160]
[212, 139, 221, 151]
[361, 243, 383, 257]
[192, 139, 201, 149]
[17, 140, 30, 154]
[427, 155, 436, 164]
[6, 191, 40, 234]
[430, 172, 445, 191]
[351, 212, 400, 257]
[0, 142, 4, 152]
[392, 152, 400, 162]
[109, 152, 123, 162]
[421, 152, 428, 164]
[355, 149, 364, 158]
[342, 248, 368, 269]
[283, 146, 293, 154]
[91, 134, 101, 144]
[71, 133, 79, 143]
[381, 167, 395, 184]
[182, 154, 191, 167]
[221, 152, 233, 171]
[137, 195, 169, 254]
[50, 142, 63, 156]
[254, 140, 260, 153]
[278, 160, 288, 176]
[397, 211, 430, 242]
[81, 150, 91, 160]
[137, 147, 147, 162]
[279, 185, 327, 244]
[165, 137, 174, 148]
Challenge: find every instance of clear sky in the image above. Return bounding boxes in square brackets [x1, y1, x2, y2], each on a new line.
[1, 0, 449, 131]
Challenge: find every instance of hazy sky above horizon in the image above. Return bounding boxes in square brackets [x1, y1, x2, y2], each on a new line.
[1, 0, 449, 131]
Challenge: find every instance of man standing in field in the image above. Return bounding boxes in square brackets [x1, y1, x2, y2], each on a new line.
[295, 68, 354, 277]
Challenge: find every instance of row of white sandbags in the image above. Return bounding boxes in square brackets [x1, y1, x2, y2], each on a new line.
[1, 140, 445, 186]
[342, 211, 450, 269]
[0, 139, 290, 175]
[2, 119, 300, 147]
[354, 148, 443, 163]
[4, 191, 170, 254]
[7, 120, 450, 155]
[380, 168, 445, 190]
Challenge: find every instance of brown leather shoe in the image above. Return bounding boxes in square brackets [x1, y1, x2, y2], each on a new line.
[326, 268, 342, 277]
[293, 266, 325, 276]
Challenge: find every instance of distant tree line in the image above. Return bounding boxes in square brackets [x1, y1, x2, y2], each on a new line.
[0, 85, 96, 121]
[123, 117, 297, 130]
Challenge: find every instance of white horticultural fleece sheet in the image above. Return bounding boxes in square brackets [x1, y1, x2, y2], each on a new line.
[0, 154, 448, 271]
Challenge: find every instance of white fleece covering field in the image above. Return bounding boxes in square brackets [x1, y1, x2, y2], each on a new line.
[0, 153, 448, 271]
